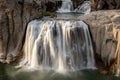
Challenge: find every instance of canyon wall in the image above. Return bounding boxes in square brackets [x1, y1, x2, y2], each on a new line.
[0, 0, 57, 63]
[79, 10, 120, 75]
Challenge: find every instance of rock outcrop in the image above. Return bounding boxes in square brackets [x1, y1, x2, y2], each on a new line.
[0, 0, 55, 64]
[91, 0, 120, 10]
[79, 10, 120, 76]
[0, 0, 61, 64]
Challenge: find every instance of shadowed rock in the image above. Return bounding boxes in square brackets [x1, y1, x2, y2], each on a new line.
[91, 0, 120, 10]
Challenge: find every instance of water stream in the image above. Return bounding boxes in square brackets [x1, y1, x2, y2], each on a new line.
[57, 0, 91, 14]
[57, 0, 73, 13]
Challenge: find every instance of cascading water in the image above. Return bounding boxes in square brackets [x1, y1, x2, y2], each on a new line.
[74, 1, 91, 14]
[57, 0, 73, 13]
[57, 0, 91, 14]
[18, 0, 95, 72]
[19, 20, 95, 72]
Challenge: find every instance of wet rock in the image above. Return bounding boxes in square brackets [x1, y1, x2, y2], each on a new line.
[6, 54, 13, 64]
[0, 54, 6, 63]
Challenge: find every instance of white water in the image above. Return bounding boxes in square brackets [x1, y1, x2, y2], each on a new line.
[19, 20, 95, 72]
[74, 1, 91, 14]
[57, 0, 91, 14]
[57, 0, 73, 13]
[18, 0, 95, 72]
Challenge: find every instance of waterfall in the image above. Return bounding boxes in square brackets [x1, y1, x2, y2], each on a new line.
[57, 0, 73, 13]
[74, 1, 91, 14]
[18, 0, 95, 73]
[57, 0, 91, 14]
[19, 20, 95, 72]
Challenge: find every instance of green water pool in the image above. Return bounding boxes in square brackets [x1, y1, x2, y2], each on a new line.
[0, 63, 119, 80]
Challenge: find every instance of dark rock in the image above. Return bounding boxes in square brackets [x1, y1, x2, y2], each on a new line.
[91, 0, 120, 10]
[45, 1, 57, 12]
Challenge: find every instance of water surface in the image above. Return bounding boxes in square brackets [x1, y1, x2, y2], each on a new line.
[0, 63, 119, 80]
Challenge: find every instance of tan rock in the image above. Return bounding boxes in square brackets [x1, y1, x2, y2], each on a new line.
[0, 0, 43, 63]
[79, 10, 120, 75]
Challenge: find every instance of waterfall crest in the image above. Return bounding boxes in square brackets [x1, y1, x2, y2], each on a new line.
[57, 0, 91, 14]
[19, 20, 95, 72]
[57, 0, 73, 13]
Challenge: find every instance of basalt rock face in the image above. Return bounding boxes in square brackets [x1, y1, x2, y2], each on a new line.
[79, 10, 120, 75]
[0, 0, 44, 64]
[0, 0, 59, 64]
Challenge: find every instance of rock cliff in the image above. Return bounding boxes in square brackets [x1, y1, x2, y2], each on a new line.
[0, 0, 57, 63]
[79, 10, 120, 75]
